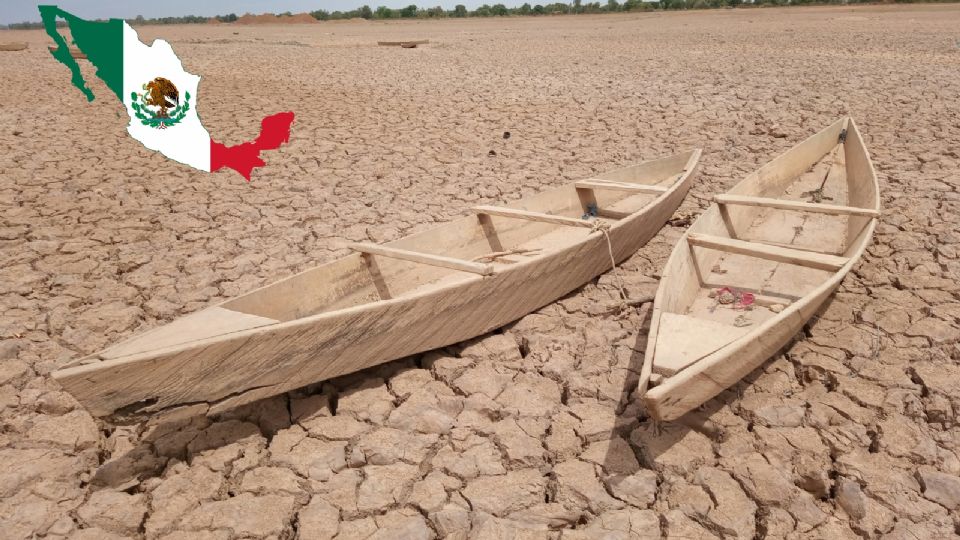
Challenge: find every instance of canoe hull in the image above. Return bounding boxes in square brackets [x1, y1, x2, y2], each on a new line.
[640, 118, 879, 421]
[54, 151, 700, 422]
[642, 219, 876, 421]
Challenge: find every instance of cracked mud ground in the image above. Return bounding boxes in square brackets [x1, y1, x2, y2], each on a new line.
[1, 5, 958, 539]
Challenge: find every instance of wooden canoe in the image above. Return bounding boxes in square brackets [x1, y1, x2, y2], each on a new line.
[639, 118, 879, 421]
[0, 42, 29, 52]
[48, 45, 86, 58]
[54, 149, 702, 423]
[377, 40, 429, 47]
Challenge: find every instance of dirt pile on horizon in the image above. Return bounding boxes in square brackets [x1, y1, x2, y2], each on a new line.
[235, 12, 317, 25]
[1, 5, 958, 538]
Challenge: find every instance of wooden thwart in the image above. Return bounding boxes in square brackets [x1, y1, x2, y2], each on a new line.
[575, 179, 669, 195]
[349, 242, 494, 276]
[714, 194, 879, 218]
[687, 233, 848, 271]
[474, 205, 595, 229]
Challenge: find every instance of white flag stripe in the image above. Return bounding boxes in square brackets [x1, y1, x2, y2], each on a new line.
[122, 23, 211, 172]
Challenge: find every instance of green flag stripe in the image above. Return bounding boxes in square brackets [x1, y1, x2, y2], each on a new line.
[38, 6, 123, 102]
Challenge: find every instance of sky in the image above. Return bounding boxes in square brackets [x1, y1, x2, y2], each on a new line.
[1, 1, 532, 25]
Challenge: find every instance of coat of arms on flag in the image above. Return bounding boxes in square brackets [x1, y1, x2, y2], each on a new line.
[131, 77, 190, 129]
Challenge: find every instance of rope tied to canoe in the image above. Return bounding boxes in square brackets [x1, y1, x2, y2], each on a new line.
[591, 219, 630, 313]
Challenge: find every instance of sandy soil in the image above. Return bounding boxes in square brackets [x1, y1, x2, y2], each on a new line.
[1, 4, 959, 539]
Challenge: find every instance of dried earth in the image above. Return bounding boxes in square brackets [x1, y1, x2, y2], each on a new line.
[1, 5, 959, 539]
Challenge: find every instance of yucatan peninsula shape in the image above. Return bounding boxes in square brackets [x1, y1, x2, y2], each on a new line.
[39, 5, 295, 180]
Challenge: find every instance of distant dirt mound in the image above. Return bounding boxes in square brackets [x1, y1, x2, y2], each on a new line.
[207, 18, 221, 24]
[285, 13, 317, 24]
[236, 12, 317, 25]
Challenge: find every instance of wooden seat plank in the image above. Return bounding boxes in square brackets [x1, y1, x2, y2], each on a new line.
[576, 179, 669, 195]
[473, 205, 596, 229]
[349, 243, 494, 276]
[687, 233, 848, 271]
[714, 194, 878, 218]
[653, 312, 753, 375]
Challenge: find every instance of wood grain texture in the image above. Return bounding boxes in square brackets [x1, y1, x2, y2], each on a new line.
[652, 313, 752, 375]
[349, 242, 494, 275]
[713, 194, 880, 217]
[53, 149, 702, 421]
[639, 118, 878, 420]
[96, 308, 280, 362]
[575, 179, 670, 194]
[686, 233, 849, 271]
[473, 205, 598, 228]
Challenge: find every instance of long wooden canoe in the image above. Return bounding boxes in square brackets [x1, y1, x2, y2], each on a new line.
[55, 149, 702, 422]
[639, 118, 879, 421]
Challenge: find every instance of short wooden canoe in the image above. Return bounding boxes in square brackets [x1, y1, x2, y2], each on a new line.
[639, 118, 879, 421]
[0, 42, 29, 52]
[55, 149, 702, 422]
[377, 40, 429, 47]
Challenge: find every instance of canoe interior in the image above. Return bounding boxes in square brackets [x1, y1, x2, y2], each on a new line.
[96, 150, 696, 361]
[651, 119, 878, 376]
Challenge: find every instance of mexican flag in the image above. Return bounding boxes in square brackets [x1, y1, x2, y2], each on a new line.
[40, 6, 294, 179]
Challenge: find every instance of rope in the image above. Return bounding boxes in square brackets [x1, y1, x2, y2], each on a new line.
[591, 219, 631, 313]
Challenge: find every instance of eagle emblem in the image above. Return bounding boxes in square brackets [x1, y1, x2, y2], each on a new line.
[131, 77, 190, 129]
